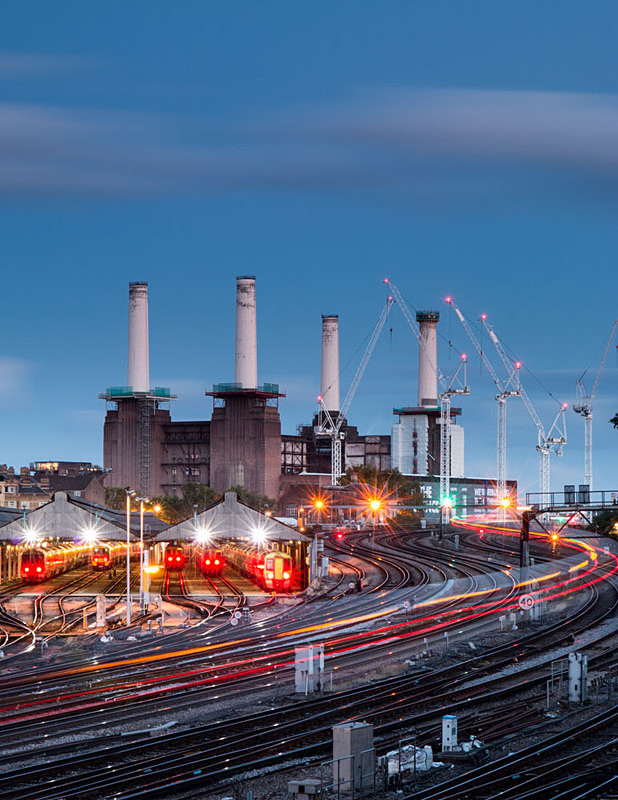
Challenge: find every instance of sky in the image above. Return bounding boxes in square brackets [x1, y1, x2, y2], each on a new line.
[0, 1, 616, 498]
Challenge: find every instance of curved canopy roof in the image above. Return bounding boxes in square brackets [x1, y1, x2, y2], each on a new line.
[155, 491, 309, 544]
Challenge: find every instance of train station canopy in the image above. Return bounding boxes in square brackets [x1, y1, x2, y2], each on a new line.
[0, 491, 165, 543]
[156, 490, 309, 544]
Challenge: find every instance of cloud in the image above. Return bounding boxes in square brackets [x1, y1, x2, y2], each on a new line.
[0, 357, 33, 405]
[0, 87, 617, 201]
[0, 53, 88, 78]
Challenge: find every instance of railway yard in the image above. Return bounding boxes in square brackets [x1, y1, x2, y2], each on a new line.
[0, 519, 617, 800]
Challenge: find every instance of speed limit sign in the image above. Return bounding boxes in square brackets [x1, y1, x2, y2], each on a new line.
[518, 594, 535, 610]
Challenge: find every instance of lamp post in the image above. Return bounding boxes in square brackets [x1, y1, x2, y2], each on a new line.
[125, 488, 134, 626]
[440, 496, 453, 541]
[314, 499, 324, 527]
[369, 498, 381, 545]
[138, 498, 146, 613]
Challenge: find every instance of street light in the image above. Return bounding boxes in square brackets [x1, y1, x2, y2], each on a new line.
[138, 498, 146, 613]
[314, 498, 325, 527]
[125, 488, 135, 626]
[440, 496, 453, 540]
[369, 497, 381, 544]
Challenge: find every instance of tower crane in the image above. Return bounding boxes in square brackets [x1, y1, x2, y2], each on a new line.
[573, 320, 618, 490]
[446, 297, 520, 503]
[317, 296, 394, 486]
[481, 317, 568, 500]
[439, 354, 470, 508]
[384, 280, 469, 507]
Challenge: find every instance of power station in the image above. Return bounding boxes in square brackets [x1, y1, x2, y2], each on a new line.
[101, 278, 505, 511]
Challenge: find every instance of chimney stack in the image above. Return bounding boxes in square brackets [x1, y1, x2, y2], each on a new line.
[321, 315, 340, 412]
[416, 311, 439, 407]
[127, 282, 150, 393]
[234, 276, 258, 389]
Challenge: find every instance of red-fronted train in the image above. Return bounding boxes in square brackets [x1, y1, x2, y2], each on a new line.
[196, 547, 226, 577]
[91, 543, 124, 570]
[164, 543, 187, 570]
[21, 543, 89, 583]
[224, 543, 295, 592]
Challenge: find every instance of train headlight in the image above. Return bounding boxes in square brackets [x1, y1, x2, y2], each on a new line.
[283, 571, 290, 580]
[37, 567, 42, 572]
[214, 559, 220, 565]
[266, 571, 274, 579]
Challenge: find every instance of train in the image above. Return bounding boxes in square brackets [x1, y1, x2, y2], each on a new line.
[196, 546, 226, 577]
[164, 543, 187, 570]
[224, 542, 294, 592]
[91, 543, 125, 571]
[21, 543, 89, 583]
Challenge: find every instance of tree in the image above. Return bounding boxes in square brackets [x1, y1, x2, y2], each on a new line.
[104, 487, 127, 510]
[150, 483, 220, 524]
[229, 485, 277, 513]
[593, 508, 618, 535]
[340, 467, 425, 525]
[611, 414, 618, 429]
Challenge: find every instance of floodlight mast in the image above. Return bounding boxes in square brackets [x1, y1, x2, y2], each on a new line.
[481, 317, 567, 499]
[446, 297, 520, 501]
[317, 296, 395, 486]
[573, 320, 617, 490]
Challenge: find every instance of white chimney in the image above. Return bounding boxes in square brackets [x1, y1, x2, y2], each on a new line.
[417, 311, 439, 407]
[127, 282, 150, 393]
[234, 276, 258, 389]
[321, 315, 340, 412]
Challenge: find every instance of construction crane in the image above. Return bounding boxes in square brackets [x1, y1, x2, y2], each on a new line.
[317, 296, 395, 486]
[573, 320, 618, 490]
[439, 354, 470, 507]
[384, 280, 469, 507]
[481, 316, 568, 500]
[446, 297, 520, 503]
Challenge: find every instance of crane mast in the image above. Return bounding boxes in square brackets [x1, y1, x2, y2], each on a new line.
[317, 296, 394, 486]
[439, 354, 470, 506]
[385, 280, 469, 510]
[573, 320, 617, 490]
[447, 297, 520, 502]
[481, 317, 567, 499]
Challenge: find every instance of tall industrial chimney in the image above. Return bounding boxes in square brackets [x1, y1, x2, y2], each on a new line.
[234, 276, 258, 389]
[127, 282, 150, 393]
[416, 311, 439, 407]
[321, 315, 340, 412]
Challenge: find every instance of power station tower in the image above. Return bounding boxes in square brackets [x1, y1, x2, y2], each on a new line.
[207, 276, 284, 499]
[100, 282, 176, 497]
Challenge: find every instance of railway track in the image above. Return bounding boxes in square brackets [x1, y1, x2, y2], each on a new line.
[0, 551, 615, 798]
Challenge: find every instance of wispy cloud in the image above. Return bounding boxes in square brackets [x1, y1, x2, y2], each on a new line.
[0, 85, 617, 201]
[0, 53, 89, 78]
[0, 357, 33, 406]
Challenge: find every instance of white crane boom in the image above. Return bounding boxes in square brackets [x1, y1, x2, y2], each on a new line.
[573, 320, 618, 489]
[447, 297, 519, 502]
[384, 279, 446, 389]
[317, 296, 394, 485]
[481, 316, 567, 500]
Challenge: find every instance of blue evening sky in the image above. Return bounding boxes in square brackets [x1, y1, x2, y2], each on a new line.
[0, 2, 616, 497]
